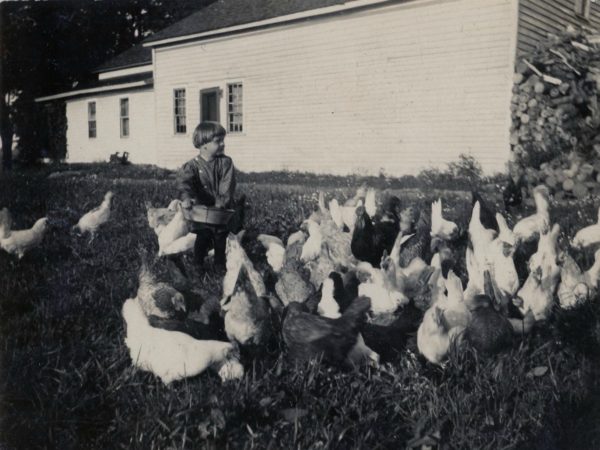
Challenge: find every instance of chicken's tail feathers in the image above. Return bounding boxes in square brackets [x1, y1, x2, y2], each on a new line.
[318, 191, 327, 214]
[431, 199, 442, 231]
[340, 295, 371, 323]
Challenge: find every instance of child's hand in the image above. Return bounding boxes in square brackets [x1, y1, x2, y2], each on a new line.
[181, 199, 193, 209]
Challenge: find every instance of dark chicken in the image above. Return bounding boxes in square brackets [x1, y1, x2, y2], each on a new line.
[351, 206, 398, 268]
[282, 296, 371, 368]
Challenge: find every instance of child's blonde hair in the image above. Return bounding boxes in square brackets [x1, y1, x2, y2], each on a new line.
[192, 121, 226, 149]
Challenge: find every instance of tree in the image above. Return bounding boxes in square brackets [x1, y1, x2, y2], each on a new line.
[0, 0, 215, 170]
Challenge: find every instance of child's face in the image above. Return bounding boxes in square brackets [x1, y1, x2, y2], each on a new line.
[202, 135, 225, 157]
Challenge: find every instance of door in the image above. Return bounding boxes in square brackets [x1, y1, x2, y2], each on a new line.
[200, 88, 220, 123]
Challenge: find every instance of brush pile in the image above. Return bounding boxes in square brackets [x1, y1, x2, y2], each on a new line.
[511, 25, 600, 200]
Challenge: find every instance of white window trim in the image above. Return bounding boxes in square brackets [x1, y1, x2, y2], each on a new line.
[575, 0, 592, 19]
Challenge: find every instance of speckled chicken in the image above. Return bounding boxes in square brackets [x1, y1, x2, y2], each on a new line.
[136, 259, 187, 320]
[275, 237, 315, 306]
[0, 217, 48, 259]
[282, 295, 371, 368]
[417, 305, 465, 365]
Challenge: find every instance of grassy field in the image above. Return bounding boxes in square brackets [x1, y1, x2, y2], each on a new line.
[1, 164, 599, 449]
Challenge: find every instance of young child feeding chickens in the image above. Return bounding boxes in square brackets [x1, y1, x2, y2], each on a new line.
[178, 121, 236, 270]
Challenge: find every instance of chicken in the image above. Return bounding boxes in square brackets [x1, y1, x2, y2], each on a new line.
[146, 199, 180, 237]
[275, 238, 315, 306]
[515, 265, 559, 321]
[571, 205, 600, 250]
[557, 252, 589, 309]
[503, 172, 524, 210]
[438, 270, 471, 328]
[122, 298, 243, 384]
[528, 223, 560, 275]
[397, 209, 432, 267]
[488, 237, 520, 298]
[513, 185, 550, 245]
[417, 305, 464, 365]
[0, 207, 12, 239]
[257, 234, 286, 273]
[584, 249, 600, 293]
[157, 203, 189, 256]
[430, 198, 459, 241]
[462, 295, 516, 355]
[158, 232, 196, 257]
[471, 191, 499, 233]
[341, 199, 363, 233]
[136, 259, 187, 319]
[221, 265, 275, 348]
[317, 275, 341, 319]
[469, 201, 497, 259]
[328, 199, 345, 230]
[0, 217, 48, 259]
[365, 187, 377, 219]
[300, 219, 323, 262]
[358, 258, 409, 315]
[223, 231, 266, 299]
[351, 205, 399, 267]
[73, 191, 113, 241]
[282, 295, 371, 368]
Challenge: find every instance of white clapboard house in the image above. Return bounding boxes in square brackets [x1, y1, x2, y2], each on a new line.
[36, 0, 600, 175]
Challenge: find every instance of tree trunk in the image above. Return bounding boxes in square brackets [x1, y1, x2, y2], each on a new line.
[0, 94, 14, 172]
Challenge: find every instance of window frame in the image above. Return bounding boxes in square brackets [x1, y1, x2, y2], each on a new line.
[173, 88, 187, 134]
[120, 97, 129, 138]
[226, 82, 243, 134]
[88, 101, 97, 139]
[200, 87, 221, 123]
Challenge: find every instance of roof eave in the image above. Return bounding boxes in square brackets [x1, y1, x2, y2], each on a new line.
[92, 61, 153, 74]
[143, 0, 400, 48]
[35, 80, 153, 103]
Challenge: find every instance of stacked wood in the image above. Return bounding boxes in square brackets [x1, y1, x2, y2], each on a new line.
[511, 25, 600, 199]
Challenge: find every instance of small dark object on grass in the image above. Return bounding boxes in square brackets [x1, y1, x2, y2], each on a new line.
[109, 151, 130, 165]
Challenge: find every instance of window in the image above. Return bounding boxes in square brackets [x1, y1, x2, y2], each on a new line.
[88, 101, 96, 138]
[227, 83, 243, 133]
[200, 88, 220, 123]
[173, 88, 186, 134]
[575, 0, 592, 18]
[120, 98, 129, 137]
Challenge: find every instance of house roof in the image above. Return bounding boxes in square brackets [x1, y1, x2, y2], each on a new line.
[144, 0, 365, 45]
[93, 43, 152, 73]
[36, 72, 153, 102]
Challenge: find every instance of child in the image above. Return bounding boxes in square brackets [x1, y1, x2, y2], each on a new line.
[178, 121, 236, 270]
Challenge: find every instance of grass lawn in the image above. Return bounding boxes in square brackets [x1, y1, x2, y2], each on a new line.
[1, 164, 599, 449]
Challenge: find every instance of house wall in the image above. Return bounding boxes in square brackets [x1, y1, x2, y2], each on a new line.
[152, 0, 518, 175]
[65, 89, 156, 164]
[518, 0, 600, 55]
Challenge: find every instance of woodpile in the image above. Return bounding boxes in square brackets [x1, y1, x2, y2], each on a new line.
[511, 25, 600, 200]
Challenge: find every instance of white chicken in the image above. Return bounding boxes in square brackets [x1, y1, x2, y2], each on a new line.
[495, 213, 516, 248]
[328, 199, 345, 230]
[513, 185, 550, 244]
[317, 276, 341, 319]
[488, 238, 520, 298]
[341, 199, 363, 233]
[515, 265, 558, 321]
[122, 298, 243, 384]
[528, 224, 560, 274]
[223, 231, 266, 299]
[584, 248, 600, 293]
[0, 207, 12, 239]
[357, 260, 409, 315]
[257, 234, 286, 273]
[438, 270, 471, 328]
[571, 206, 600, 250]
[157, 203, 189, 256]
[300, 219, 323, 262]
[0, 217, 48, 259]
[430, 198, 459, 241]
[417, 305, 465, 365]
[364, 187, 377, 219]
[146, 199, 180, 237]
[158, 232, 196, 257]
[73, 191, 113, 241]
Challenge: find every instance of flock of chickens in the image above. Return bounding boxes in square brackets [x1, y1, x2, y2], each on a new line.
[1, 183, 600, 386]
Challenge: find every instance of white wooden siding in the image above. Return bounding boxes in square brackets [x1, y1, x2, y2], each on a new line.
[153, 0, 517, 175]
[65, 89, 156, 164]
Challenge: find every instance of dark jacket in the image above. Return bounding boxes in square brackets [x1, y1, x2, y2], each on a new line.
[178, 155, 236, 208]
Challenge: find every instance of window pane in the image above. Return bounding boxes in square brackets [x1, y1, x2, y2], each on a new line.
[227, 83, 242, 133]
[174, 89, 186, 134]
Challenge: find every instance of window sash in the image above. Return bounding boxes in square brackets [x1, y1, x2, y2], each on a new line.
[120, 98, 129, 137]
[88, 102, 96, 138]
[227, 83, 243, 133]
[174, 89, 186, 134]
